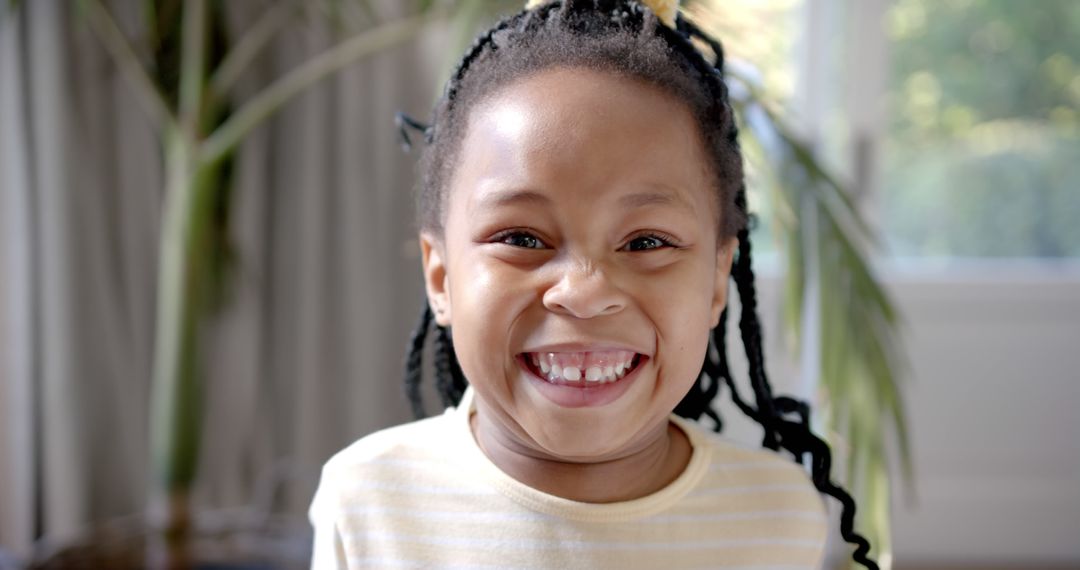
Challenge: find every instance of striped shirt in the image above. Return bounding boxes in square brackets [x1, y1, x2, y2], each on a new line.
[309, 387, 828, 569]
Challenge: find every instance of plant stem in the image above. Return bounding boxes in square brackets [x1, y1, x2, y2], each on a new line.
[179, 0, 206, 139]
[209, 0, 307, 101]
[79, 0, 177, 133]
[199, 6, 448, 164]
[151, 127, 201, 511]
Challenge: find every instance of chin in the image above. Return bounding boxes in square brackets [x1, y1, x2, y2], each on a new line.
[537, 436, 630, 463]
[524, 408, 646, 461]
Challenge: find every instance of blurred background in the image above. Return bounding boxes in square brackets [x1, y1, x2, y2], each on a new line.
[0, 0, 1077, 569]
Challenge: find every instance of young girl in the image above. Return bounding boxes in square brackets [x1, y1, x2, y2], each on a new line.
[310, 1, 879, 568]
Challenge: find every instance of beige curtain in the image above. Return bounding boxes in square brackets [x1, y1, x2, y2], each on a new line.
[0, 0, 447, 559]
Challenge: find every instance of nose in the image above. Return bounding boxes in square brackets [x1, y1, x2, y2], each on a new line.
[542, 260, 627, 319]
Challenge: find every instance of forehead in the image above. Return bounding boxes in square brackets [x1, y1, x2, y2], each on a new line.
[449, 66, 717, 216]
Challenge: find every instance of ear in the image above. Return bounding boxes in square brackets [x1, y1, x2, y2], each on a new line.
[420, 232, 452, 326]
[710, 236, 739, 328]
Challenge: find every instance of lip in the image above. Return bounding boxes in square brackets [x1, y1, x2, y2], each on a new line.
[521, 342, 651, 356]
[516, 352, 648, 409]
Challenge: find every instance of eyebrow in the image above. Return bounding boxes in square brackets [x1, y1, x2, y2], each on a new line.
[475, 188, 551, 210]
[618, 189, 692, 211]
[474, 187, 694, 211]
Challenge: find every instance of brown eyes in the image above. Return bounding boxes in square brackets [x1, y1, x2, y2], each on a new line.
[497, 231, 545, 249]
[623, 235, 674, 252]
[490, 230, 678, 251]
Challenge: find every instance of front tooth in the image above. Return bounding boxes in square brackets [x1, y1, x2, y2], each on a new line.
[585, 366, 602, 382]
[603, 366, 615, 382]
[551, 364, 563, 380]
[563, 367, 582, 381]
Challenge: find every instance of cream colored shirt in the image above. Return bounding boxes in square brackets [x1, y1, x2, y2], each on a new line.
[309, 387, 828, 569]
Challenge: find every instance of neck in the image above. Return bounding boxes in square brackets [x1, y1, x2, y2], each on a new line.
[469, 408, 692, 503]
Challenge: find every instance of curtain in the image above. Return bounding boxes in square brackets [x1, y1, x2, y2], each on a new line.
[0, 0, 446, 559]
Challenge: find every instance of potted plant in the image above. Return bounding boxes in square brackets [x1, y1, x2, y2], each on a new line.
[26, 0, 468, 567]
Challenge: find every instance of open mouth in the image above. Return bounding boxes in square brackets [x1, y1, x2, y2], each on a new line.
[518, 350, 646, 387]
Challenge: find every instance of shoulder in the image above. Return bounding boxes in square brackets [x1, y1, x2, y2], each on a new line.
[699, 427, 815, 476]
[310, 410, 467, 520]
[308, 407, 496, 531]
[320, 411, 459, 481]
[670, 418, 831, 568]
[319, 412, 455, 470]
[677, 417, 829, 515]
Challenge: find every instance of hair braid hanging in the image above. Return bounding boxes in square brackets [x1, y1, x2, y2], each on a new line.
[731, 223, 782, 450]
[712, 231, 880, 568]
[677, 8, 784, 450]
[682, 14, 880, 563]
[403, 303, 434, 418]
[432, 325, 456, 409]
[434, 325, 468, 408]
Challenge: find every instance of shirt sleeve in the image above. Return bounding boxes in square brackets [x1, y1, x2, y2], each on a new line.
[309, 466, 349, 570]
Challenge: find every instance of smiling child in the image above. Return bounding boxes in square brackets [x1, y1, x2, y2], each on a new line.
[309, 1, 879, 568]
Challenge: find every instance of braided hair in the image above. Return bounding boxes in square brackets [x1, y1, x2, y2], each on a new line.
[396, 1, 879, 568]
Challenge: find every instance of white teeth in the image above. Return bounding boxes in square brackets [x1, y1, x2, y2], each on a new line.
[530, 351, 639, 383]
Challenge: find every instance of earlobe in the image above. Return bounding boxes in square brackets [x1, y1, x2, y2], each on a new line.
[419, 232, 452, 326]
[710, 237, 738, 327]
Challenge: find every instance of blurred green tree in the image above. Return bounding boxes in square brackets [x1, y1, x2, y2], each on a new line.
[885, 0, 1080, 258]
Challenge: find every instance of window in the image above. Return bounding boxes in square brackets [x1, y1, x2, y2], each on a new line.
[883, 0, 1080, 260]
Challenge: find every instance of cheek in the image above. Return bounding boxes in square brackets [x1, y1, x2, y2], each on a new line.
[642, 257, 717, 323]
[452, 255, 534, 321]
[642, 256, 717, 372]
[447, 254, 534, 369]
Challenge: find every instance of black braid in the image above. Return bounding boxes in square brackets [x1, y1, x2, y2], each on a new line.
[432, 325, 455, 409]
[732, 224, 781, 450]
[395, 2, 881, 568]
[724, 225, 880, 569]
[403, 303, 433, 418]
[680, 14, 881, 565]
[394, 111, 432, 152]
[434, 325, 468, 408]
[676, 16, 725, 72]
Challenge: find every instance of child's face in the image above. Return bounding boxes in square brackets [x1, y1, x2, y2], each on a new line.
[421, 66, 738, 461]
